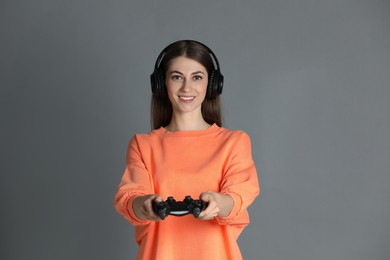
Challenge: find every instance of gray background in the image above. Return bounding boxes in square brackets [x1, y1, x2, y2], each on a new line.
[1, 0, 389, 259]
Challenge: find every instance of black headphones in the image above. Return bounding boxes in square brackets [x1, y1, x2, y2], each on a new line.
[150, 40, 224, 99]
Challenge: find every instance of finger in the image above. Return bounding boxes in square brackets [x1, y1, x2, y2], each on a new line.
[149, 195, 164, 220]
[205, 206, 221, 219]
[199, 206, 219, 219]
[200, 192, 213, 202]
[153, 195, 163, 203]
[204, 199, 217, 212]
[142, 207, 161, 221]
[205, 207, 220, 217]
[199, 213, 218, 220]
[141, 197, 159, 219]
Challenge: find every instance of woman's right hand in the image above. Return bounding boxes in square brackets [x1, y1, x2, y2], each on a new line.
[132, 194, 163, 221]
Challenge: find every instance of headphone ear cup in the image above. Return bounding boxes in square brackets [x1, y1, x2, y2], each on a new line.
[207, 71, 216, 99]
[151, 70, 165, 97]
[150, 71, 158, 94]
[215, 71, 224, 96]
[207, 70, 223, 99]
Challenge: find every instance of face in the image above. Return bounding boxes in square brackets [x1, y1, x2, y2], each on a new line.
[165, 56, 208, 116]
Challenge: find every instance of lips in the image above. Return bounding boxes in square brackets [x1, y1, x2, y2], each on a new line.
[179, 96, 195, 101]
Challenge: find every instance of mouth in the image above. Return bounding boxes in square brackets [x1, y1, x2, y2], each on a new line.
[179, 96, 195, 102]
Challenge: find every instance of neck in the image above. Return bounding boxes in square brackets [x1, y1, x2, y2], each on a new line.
[166, 113, 211, 132]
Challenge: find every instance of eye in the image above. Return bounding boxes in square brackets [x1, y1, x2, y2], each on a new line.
[171, 75, 182, 81]
[193, 75, 203, 80]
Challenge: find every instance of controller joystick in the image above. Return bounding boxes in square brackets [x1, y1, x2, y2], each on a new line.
[152, 196, 208, 220]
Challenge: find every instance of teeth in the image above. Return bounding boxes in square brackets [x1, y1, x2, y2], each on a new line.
[179, 96, 195, 101]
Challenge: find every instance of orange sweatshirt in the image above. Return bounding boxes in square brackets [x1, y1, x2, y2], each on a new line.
[114, 124, 260, 260]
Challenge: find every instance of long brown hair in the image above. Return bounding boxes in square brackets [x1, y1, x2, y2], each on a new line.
[151, 40, 222, 129]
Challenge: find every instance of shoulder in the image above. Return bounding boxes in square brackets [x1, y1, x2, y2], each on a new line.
[217, 128, 254, 159]
[127, 128, 162, 148]
[218, 127, 252, 141]
[215, 127, 253, 151]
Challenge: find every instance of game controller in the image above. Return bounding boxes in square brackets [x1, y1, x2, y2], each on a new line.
[152, 196, 208, 220]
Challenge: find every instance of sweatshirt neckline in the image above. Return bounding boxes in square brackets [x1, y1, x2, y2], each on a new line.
[155, 123, 220, 137]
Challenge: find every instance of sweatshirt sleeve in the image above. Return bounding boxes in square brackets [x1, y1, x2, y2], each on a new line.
[217, 131, 260, 225]
[113, 136, 154, 226]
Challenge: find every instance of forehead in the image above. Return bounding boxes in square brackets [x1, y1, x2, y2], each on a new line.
[167, 56, 207, 73]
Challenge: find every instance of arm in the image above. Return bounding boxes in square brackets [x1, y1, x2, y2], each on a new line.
[113, 136, 159, 225]
[203, 132, 260, 224]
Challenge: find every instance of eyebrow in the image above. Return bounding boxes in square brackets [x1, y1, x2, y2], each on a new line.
[168, 70, 206, 75]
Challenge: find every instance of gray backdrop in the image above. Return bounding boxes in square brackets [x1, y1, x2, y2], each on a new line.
[1, 0, 389, 259]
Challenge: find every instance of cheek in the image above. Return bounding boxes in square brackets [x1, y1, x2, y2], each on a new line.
[166, 87, 175, 104]
[165, 83, 180, 107]
[199, 83, 208, 98]
[165, 81, 174, 97]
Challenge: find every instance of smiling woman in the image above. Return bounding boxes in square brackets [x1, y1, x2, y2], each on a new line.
[150, 40, 224, 129]
[113, 40, 260, 260]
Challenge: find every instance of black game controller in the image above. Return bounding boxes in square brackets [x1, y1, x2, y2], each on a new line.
[152, 196, 208, 220]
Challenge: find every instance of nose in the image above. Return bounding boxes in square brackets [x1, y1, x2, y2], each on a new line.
[180, 79, 191, 92]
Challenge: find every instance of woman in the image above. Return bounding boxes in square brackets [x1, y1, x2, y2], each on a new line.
[114, 40, 260, 260]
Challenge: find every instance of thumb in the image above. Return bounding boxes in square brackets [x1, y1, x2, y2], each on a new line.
[153, 195, 163, 203]
[200, 192, 213, 202]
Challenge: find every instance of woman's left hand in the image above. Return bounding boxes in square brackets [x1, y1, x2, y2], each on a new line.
[198, 192, 234, 220]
